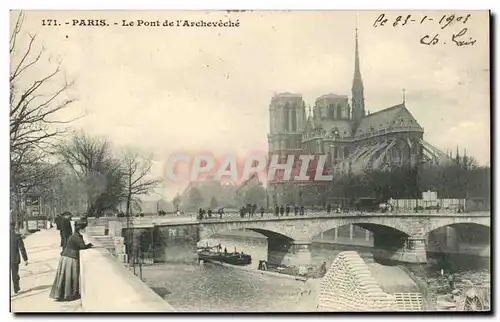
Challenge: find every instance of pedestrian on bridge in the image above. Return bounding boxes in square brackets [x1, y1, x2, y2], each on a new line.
[285, 204, 290, 216]
[260, 206, 265, 217]
[50, 219, 93, 302]
[279, 205, 285, 216]
[10, 222, 28, 294]
[274, 205, 279, 217]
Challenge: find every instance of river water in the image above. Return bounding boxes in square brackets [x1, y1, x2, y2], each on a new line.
[138, 235, 490, 312]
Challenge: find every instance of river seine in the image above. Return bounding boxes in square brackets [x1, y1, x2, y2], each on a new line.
[138, 235, 490, 312]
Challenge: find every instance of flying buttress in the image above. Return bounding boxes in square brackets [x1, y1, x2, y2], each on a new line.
[420, 139, 451, 165]
[373, 140, 397, 169]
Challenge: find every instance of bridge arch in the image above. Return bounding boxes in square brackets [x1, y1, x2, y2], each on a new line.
[427, 217, 490, 234]
[198, 219, 313, 241]
[426, 221, 490, 270]
[199, 226, 294, 243]
[312, 217, 414, 239]
[198, 222, 311, 267]
[314, 222, 410, 256]
[427, 222, 490, 251]
[316, 222, 410, 238]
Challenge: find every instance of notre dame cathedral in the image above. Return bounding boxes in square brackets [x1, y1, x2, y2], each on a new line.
[267, 30, 450, 206]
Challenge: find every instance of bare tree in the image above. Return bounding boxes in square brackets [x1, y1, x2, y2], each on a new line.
[59, 132, 125, 217]
[10, 12, 80, 222]
[10, 12, 78, 152]
[121, 150, 161, 217]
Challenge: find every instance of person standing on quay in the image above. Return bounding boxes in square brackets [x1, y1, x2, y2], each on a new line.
[55, 214, 63, 247]
[60, 212, 73, 251]
[10, 222, 28, 294]
[50, 219, 93, 302]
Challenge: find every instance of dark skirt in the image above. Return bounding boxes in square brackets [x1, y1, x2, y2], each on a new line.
[49, 256, 80, 301]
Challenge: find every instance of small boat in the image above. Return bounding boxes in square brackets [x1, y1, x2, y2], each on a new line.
[222, 252, 252, 266]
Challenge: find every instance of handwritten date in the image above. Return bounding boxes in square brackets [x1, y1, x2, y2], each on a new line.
[373, 13, 471, 29]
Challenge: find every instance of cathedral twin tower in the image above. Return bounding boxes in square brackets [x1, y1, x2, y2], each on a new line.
[268, 29, 366, 159]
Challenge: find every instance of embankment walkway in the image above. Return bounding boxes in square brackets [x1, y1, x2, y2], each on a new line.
[10, 229, 83, 313]
[11, 227, 175, 313]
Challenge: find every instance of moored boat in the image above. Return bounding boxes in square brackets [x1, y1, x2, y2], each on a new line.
[198, 247, 223, 262]
[222, 252, 252, 266]
[197, 246, 252, 266]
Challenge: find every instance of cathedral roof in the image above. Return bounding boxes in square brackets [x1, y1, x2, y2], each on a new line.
[354, 103, 424, 138]
[315, 93, 349, 101]
[272, 92, 303, 99]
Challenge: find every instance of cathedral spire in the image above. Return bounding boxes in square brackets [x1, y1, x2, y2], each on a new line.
[354, 28, 362, 82]
[352, 28, 365, 123]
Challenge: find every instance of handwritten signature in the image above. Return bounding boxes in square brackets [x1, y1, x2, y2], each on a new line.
[420, 28, 477, 47]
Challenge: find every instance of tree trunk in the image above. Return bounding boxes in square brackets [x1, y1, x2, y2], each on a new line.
[126, 172, 132, 217]
[126, 193, 132, 217]
[13, 186, 22, 229]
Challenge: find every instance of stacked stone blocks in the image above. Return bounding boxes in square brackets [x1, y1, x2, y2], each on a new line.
[318, 251, 397, 311]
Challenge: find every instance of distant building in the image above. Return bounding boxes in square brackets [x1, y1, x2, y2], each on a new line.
[267, 29, 451, 206]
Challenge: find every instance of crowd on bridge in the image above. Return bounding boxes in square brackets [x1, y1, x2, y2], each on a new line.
[195, 203, 345, 220]
[196, 204, 310, 220]
[195, 203, 351, 220]
[198, 207, 226, 220]
[187, 198, 466, 221]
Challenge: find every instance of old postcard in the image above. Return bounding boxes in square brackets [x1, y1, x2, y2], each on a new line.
[9, 10, 490, 313]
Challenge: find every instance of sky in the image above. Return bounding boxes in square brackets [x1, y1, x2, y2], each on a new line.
[10, 10, 490, 199]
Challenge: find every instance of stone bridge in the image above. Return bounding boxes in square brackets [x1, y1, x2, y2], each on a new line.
[194, 212, 490, 266]
[103, 211, 489, 267]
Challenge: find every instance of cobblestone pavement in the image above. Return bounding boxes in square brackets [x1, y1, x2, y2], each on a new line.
[10, 229, 83, 313]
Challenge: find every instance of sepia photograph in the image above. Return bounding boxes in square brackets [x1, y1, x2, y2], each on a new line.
[9, 9, 491, 313]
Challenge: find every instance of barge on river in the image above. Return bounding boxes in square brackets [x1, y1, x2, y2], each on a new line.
[198, 246, 252, 266]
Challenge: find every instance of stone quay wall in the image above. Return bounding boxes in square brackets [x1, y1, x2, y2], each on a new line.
[80, 232, 176, 312]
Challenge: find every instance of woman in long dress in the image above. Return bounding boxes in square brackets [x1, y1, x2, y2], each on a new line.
[49, 220, 93, 301]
